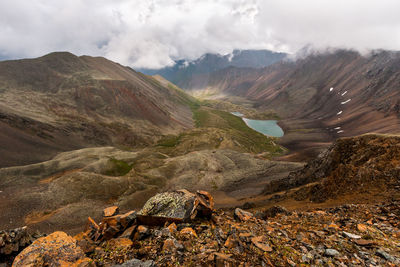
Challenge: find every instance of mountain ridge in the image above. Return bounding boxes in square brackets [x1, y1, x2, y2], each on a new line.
[140, 49, 287, 89]
[0, 52, 195, 167]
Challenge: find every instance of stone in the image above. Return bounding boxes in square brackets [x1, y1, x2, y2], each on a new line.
[324, 248, 340, 257]
[251, 236, 273, 252]
[180, 227, 198, 238]
[224, 235, 238, 249]
[102, 216, 120, 228]
[353, 239, 376, 247]
[137, 190, 214, 225]
[119, 211, 137, 228]
[234, 208, 254, 222]
[138, 190, 198, 222]
[112, 258, 157, 267]
[106, 238, 133, 250]
[85, 217, 100, 232]
[103, 225, 120, 241]
[196, 190, 214, 217]
[74, 232, 96, 254]
[120, 226, 136, 239]
[327, 223, 340, 230]
[162, 237, 183, 252]
[342, 231, 361, 239]
[167, 223, 177, 233]
[12, 231, 93, 267]
[376, 249, 395, 262]
[134, 225, 150, 240]
[103, 206, 119, 217]
[357, 224, 368, 232]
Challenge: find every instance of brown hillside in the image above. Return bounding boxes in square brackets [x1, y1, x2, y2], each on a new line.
[0, 52, 194, 167]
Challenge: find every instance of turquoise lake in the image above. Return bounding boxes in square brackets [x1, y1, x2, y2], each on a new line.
[231, 112, 284, 137]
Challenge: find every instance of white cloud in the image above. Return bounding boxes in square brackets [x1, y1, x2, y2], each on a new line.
[0, 0, 400, 68]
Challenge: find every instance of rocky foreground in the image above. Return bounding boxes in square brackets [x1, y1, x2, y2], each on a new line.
[1, 189, 400, 267]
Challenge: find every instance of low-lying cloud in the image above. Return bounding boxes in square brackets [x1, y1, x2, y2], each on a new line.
[1, 0, 400, 68]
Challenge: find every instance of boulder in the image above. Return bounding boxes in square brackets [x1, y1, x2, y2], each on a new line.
[12, 231, 93, 267]
[137, 189, 213, 225]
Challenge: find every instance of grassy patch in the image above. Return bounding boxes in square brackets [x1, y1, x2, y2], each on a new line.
[157, 106, 285, 156]
[104, 158, 133, 176]
[157, 134, 182, 147]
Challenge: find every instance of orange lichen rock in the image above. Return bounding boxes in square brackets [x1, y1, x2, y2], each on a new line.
[12, 231, 93, 267]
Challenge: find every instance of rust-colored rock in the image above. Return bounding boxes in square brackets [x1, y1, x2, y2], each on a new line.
[196, 190, 214, 217]
[102, 226, 120, 241]
[74, 232, 96, 254]
[120, 225, 136, 239]
[357, 223, 368, 232]
[102, 215, 120, 228]
[12, 231, 93, 267]
[119, 211, 137, 228]
[106, 238, 133, 250]
[167, 223, 177, 233]
[354, 239, 376, 247]
[133, 225, 150, 240]
[180, 227, 198, 238]
[103, 206, 119, 217]
[85, 217, 100, 232]
[251, 236, 273, 252]
[234, 208, 254, 222]
[224, 235, 239, 249]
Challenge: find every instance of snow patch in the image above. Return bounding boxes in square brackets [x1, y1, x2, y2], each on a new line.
[337, 130, 344, 133]
[337, 111, 343, 115]
[334, 127, 341, 130]
[341, 91, 348, 96]
[329, 87, 334, 92]
[341, 99, 351, 104]
[227, 52, 234, 62]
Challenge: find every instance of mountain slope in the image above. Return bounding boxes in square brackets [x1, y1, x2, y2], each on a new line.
[201, 50, 400, 159]
[141, 49, 287, 89]
[207, 50, 400, 134]
[0, 52, 194, 167]
[260, 134, 400, 204]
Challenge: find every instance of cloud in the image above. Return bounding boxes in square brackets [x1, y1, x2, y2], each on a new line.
[0, 0, 399, 68]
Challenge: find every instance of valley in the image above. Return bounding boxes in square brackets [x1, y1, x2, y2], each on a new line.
[1, 50, 399, 266]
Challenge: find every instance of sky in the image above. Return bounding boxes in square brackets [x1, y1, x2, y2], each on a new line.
[1, 0, 400, 68]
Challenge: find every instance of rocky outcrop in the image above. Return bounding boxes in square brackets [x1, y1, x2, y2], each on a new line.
[0, 227, 40, 260]
[12, 231, 93, 267]
[263, 134, 400, 202]
[138, 190, 213, 222]
[4, 190, 400, 266]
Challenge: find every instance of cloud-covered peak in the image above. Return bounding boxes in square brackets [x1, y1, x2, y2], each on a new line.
[1, 0, 399, 68]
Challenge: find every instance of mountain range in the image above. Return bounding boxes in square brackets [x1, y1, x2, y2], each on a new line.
[150, 49, 400, 160]
[140, 49, 287, 89]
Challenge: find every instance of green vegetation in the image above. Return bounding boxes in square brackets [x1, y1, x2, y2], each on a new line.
[148, 77, 284, 157]
[157, 134, 182, 147]
[104, 158, 133, 176]
[156, 105, 284, 157]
